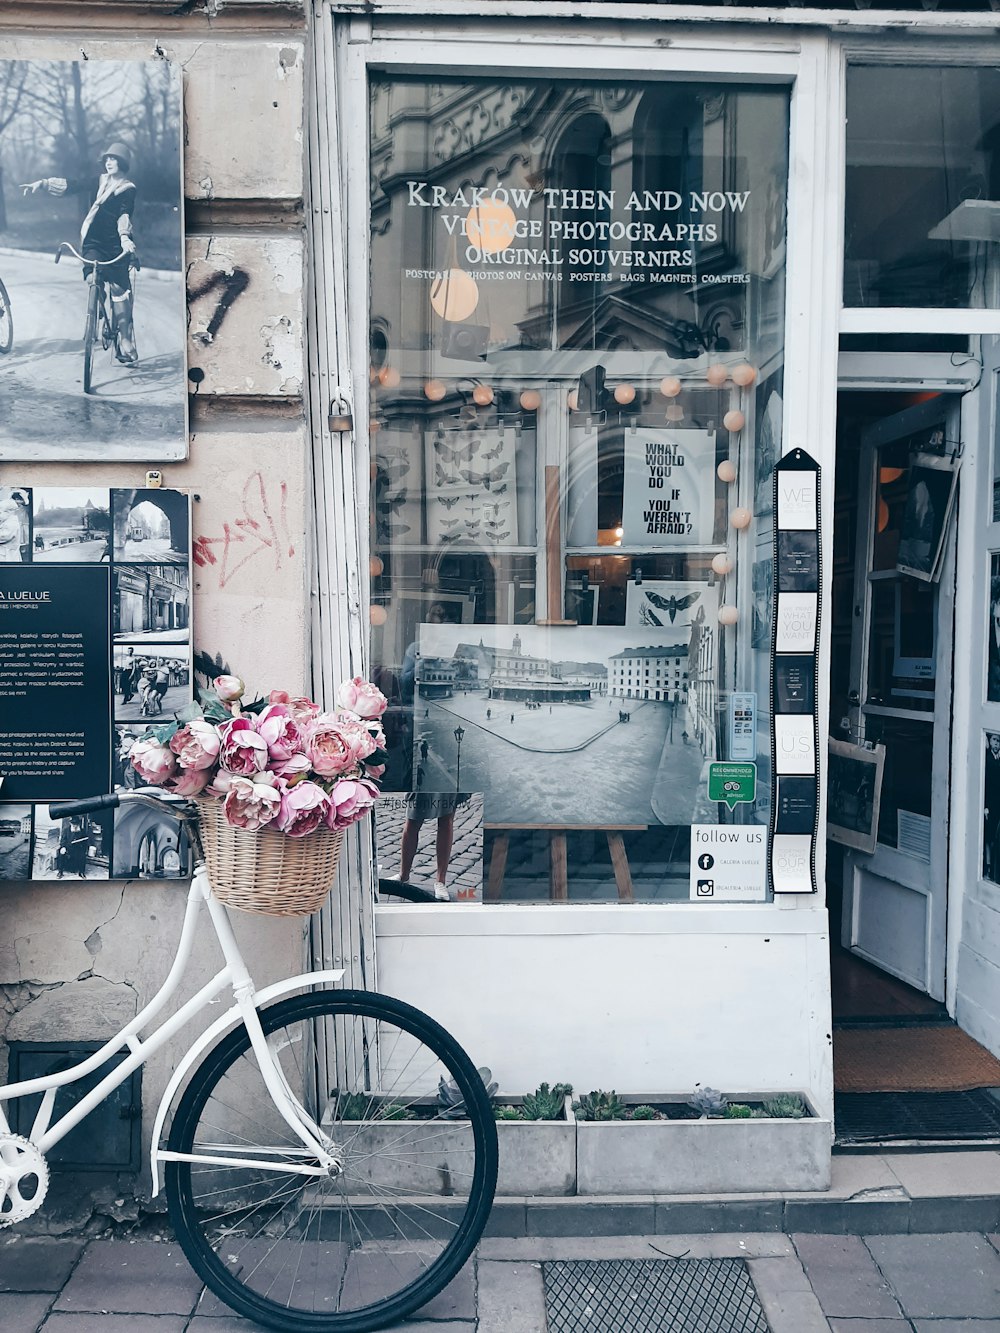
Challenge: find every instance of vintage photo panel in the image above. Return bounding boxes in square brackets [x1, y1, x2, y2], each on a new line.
[0, 805, 33, 881]
[31, 806, 112, 881]
[113, 565, 189, 642]
[113, 643, 191, 723]
[0, 488, 31, 562]
[0, 59, 187, 461]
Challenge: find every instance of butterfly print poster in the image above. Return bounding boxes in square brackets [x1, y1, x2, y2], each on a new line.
[625, 579, 718, 634]
[373, 427, 423, 546]
[424, 425, 518, 547]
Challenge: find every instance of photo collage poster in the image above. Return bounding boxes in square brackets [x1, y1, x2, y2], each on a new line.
[0, 58, 187, 462]
[0, 487, 192, 883]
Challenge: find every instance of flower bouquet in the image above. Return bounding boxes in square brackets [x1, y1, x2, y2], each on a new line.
[129, 673, 388, 915]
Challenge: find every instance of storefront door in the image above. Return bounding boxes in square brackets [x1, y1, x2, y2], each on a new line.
[837, 395, 958, 1003]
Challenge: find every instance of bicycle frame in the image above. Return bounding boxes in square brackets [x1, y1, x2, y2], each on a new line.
[0, 850, 347, 1197]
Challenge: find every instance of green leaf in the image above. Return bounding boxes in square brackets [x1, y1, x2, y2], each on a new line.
[175, 700, 205, 724]
[150, 722, 180, 745]
[197, 688, 230, 722]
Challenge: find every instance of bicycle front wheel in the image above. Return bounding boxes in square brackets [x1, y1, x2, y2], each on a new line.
[82, 282, 98, 393]
[0, 277, 12, 354]
[165, 989, 498, 1332]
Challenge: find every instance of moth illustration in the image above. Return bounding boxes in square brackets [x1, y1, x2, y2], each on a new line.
[486, 529, 511, 542]
[376, 493, 407, 515]
[643, 589, 700, 623]
[492, 484, 508, 496]
[435, 461, 453, 487]
[465, 520, 481, 534]
[440, 518, 460, 529]
[378, 520, 411, 538]
[486, 502, 505, 515]
[485, 518, 507, 531]
[481, 442, 503, 461]
[434, 435, 478, 465]
[459, 462, 510, 490]
[438, 494, 461, 509]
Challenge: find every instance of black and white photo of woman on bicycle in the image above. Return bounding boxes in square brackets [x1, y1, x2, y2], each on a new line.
[22, 138, 139, 365]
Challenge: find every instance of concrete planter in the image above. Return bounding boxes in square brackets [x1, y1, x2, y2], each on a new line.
[575, 1094, 831, 1195]
[342, 1095, 575, 1198]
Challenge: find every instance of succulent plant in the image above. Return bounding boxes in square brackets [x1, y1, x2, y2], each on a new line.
[437, 1067, 499, 1119]
[724, 1103, 755, 1119]
[521, 1082, 573, 1121]
[630, 1104, 658, 1120]
[494, 1105, 524, 1121]
[573, 1090, 627, 1122]
[335, 1093, 412, 1121]
[762, 1094, 807, 1119]
[687, 1087, 729, 1118]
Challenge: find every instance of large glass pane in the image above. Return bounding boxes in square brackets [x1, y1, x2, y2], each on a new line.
[369, 74, 789, 903]
[845, 65, 1000, 309]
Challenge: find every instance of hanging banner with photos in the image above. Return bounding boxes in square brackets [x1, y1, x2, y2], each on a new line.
[0, 486, 192, 883]
[769, 449, 821, 895]
[621, 428, 716, 547]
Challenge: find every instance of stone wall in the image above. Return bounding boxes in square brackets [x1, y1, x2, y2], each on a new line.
[0, 0, 311, 1226]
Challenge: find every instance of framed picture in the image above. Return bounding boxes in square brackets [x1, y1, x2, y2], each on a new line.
[828, 739, 885, 854]
[896, 452, 958, 583]
[381, 590, 475, 674]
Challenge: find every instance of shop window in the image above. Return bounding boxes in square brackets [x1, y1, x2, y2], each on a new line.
[845, 65, 1000, 309]
[369, 74, 789, 903]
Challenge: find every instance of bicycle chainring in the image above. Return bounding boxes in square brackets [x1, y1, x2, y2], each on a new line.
[0, 1135, 49, 1226]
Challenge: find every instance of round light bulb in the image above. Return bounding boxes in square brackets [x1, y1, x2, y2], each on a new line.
[723, 409, 746, 433]
[665, 403, 685, 423]
[378, 365, 401, 389]
[717, 460, 737, 484]
[429, 267, 480, 322]
[730, 506, 752, 531]
[711, 552, 733, 576]
[706, 363, 729, 387]
[731, 362, 757, 388]
[660, 376, 682, 398]
[567, 388, 579, 411]
[424, 379, 447, 402]
[520, 388, 542, 412]
[369, 555, 384, 577]
[718, 605, 739, 626]
[370, 604, 389, 627]
[614, 383, 636, 406]
[465, 200, 517, 254]
[472, 384, 494, 406]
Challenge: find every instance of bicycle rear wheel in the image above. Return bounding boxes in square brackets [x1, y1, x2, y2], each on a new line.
[0, 277, 12, 354]
[165, 989, 498, 1332]
[82, 282, 98, 393]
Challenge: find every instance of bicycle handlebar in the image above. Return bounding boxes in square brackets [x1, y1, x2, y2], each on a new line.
[55, 242, 138, 272]
[49, 793, 120, 819]
[48, 789, 192, 822]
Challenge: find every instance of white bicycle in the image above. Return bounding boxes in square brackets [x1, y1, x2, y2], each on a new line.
[0, 789, 497, 1332]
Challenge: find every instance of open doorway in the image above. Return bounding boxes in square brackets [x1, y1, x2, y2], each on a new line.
[829, 388, 1000, 1143]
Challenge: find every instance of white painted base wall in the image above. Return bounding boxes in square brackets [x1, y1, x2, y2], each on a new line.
[956, 887, 1000, 1060]
[373, 903, 835, 1125]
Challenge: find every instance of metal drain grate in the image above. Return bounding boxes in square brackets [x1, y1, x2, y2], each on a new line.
[543, 1258, 770, 1333]
[836, 1089, 1000, 1143]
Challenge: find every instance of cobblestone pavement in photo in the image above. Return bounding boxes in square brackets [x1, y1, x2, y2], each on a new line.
[377, 794, 484, 899]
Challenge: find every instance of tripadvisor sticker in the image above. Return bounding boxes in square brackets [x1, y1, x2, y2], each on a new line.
[708, 762, 756, 810]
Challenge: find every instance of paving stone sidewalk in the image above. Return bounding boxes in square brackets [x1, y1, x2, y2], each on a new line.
[3, 1229, 1000, 1331]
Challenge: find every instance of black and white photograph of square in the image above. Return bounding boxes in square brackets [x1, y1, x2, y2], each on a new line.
[376, 792, 484, 902]
[31, 486, 111, 561]
[31, 807, 111, 880]
[414, 624, 704, 827]
[113, 643, 190, 722]
[0, 59, 187, 461]
[0, 487, 31, 563]
[113, 565, 189, 642]
[112, 488, 189, 563]
[0, 805, 33, 880]
[112, 800, 188, 879]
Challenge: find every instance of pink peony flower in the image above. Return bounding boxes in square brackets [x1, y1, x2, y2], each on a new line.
[335, 714, 379, 764]
[169, 719, 221, 771]
[326, 777, 378, 829]
[206, 768, 235, 798]
[276, 779, 329, 837]
[336, 676, 388, 720]
[271, 751, 312, 782]
[218, 716, 269, 776]
[130, 738, 177, 785]
[364, 762, 386, 779]
[165, 766, 212, 797]
[288, 696, 321, 725]
[306, 715, 356, 778]
[257, 703, 303, 763]
[224, 775, 282, 830]
[269, 689, 291, 705]
[214, 674, 245, 702]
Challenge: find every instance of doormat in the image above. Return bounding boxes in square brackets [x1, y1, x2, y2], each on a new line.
[834, 1023, 1000, 1092]
[836, 1089, 1000, 1143]
[543, 1259, 769, 1333]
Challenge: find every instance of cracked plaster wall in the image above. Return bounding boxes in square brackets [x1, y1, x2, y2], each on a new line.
[0, 4, 314, 1217]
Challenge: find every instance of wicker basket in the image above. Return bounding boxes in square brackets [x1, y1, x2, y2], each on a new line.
[196, 798, 343, 916]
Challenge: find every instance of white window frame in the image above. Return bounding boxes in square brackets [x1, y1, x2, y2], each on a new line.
[316, 10, 843, 932]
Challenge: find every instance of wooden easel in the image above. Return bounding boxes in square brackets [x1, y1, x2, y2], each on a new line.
[484, 824, 647, 902]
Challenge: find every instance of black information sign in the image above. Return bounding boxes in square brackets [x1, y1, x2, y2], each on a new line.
[0, 565, 112, 802]
[769, 448, 821, 894]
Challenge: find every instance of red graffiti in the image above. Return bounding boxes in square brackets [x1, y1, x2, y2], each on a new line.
[193, 472, 296, 588]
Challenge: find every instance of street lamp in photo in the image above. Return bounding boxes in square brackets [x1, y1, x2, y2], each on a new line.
[453, 725, 465, 794]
